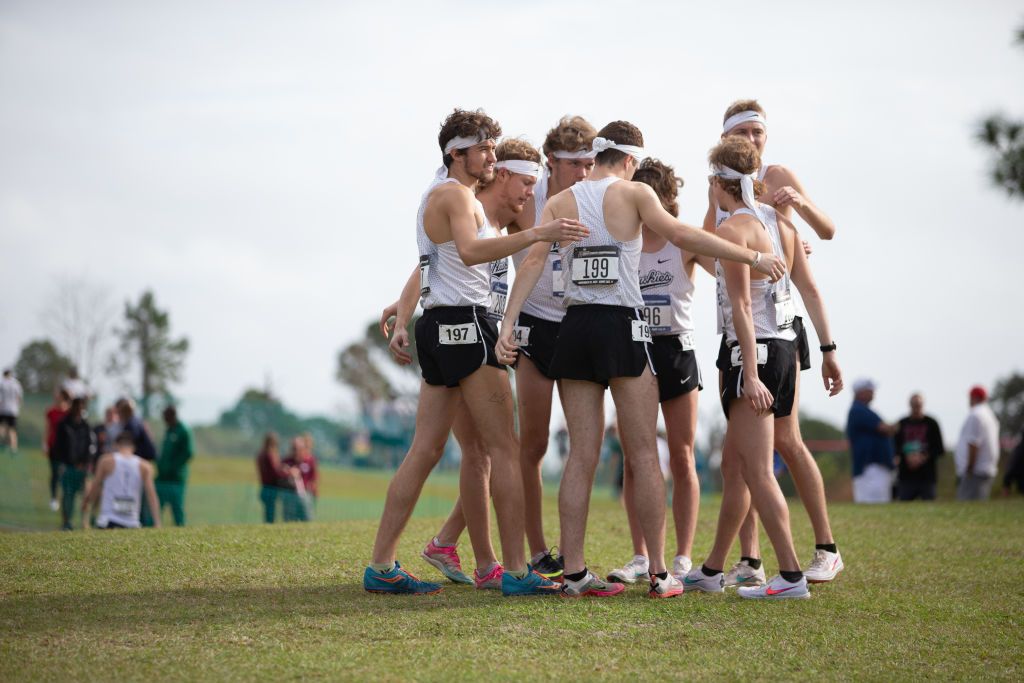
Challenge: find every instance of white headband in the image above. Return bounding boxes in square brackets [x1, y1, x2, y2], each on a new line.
[495, 159, 542, 177]
[592, 137, 645, 161]
[443, 133, 491, 155]
[552, 148, 598, 160]
[712, 164, 761, 217]
[722, 110, 767, 134]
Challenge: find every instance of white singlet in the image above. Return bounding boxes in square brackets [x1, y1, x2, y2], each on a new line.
[716, 205, 796, 344]
[510, 167, 566, 322]
[638, 241, 695, 343]
[96, 453, 144, 528]
[417, 176, 492, 309]
[483, 216, 509, 321]
[562, 176, 643, 308]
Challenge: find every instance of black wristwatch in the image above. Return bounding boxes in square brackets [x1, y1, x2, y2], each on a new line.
[820, 342, 837, 352]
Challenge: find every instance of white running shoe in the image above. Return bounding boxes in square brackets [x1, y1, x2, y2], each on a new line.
[738, 574, 811, 600]
[671, 555, 693, 581]
[724, 560, 767, 588]
[49, 498, 59, 512]
[648, 573, 684, 599]
[681, 566, 725, 593]
[804, 549, 844, 583]
[606, 556, 649, 584]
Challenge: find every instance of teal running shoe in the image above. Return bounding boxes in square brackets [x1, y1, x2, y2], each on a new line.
[363, 562, 443, 595]
[501, 570, 561, 597]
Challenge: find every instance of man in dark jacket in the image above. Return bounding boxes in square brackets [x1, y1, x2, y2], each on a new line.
[155, 406, 193, 526]
[52, 397, 96, 530]
[894, 393, 945, 500]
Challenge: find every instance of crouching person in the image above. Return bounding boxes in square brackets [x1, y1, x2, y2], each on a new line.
[83, 431, 161, 529]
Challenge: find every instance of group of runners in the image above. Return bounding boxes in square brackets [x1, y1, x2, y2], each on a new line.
[365, 101, 844, 600]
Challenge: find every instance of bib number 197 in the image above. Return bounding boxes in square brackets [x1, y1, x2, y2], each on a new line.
[439, 323, 478, 345]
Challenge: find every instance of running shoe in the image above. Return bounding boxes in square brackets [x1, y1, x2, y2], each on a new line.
[49, 498, 59, 512]
[530, 549, 564, 582]
[738, 574, 810, 600]
[561, 572, 627, 598]
[474, 563, 503, 590]
[804, 549, 844, 584]
[682, 567, 725, 593]
[421, 538, 473, 584]
[671, 555, 693, 581]
[648, 573, 684, 599]
[502, 570, 561, 597]
[363, 562, 442, 595]
[724, 559, 767, 588]
[606, 555, 649, 584]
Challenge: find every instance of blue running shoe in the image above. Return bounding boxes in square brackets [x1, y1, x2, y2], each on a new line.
[363, 562, 443, 595]
[501, 570, 561, 597]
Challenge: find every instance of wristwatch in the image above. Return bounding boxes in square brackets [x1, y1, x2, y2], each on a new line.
[820, 342, 837, 352]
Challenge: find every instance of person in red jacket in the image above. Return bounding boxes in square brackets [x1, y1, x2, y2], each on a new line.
[43, 388, 71, 512]
[282, 436, 317, 521]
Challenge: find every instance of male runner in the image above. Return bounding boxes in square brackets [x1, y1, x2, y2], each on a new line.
[363, 109, 586, 596]
[703, 100, 843, 585]
[498, 121, 785, 599]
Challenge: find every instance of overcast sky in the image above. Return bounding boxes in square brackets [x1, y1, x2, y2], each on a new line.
[2, 1, 1022, 440]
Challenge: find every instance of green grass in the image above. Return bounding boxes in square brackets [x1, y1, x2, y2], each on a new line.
[1, 492, 1021, 680]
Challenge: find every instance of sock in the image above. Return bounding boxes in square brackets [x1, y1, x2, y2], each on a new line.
[506, 568, 528, 580]
[652, 571, 668, 581]
[740, 556, 762, 570]
[530, 550, 547, 565]
[432, 536, 455, 548]
[564, 568, 588, 583]
[701, 564, 722, 577]
[370, 561, 395, 573]
[780, 569, 803, 583]
[816, 543, 838, 553]
[475, 562, 499, 578]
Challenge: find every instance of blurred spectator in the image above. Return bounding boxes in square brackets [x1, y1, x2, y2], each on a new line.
[93, 406, 121, 459]
[894, 393, 945, 501]
[116, 398, 156, 461]
[155, 406, 193, 526]
[44, 389, 71, 511]
[846, 379, 896, 503]
[282, 436, 317, 521]
[83, 430, 160, 530]
[52, 397, 96, 530]
[955, 385, 1001, 501]
[0, 368, 24, 453]
[1003, 429, 1024, 496]
[256, 432, 293, 523]
[61, 366, 89, 401]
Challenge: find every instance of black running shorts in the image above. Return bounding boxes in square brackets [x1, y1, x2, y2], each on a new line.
[720, 337, 797, 419]
[650, 336, 702, 403]
[549, 304, 652, 387]
[514, 312, 561, 380]
[0, 414, 15, 427]
[415, 306, 504, 388]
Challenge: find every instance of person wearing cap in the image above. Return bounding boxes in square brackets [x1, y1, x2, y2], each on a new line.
[846, 379, 896, 503]
[955, 386, 1001, 500]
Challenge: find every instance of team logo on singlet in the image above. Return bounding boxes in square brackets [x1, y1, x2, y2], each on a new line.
[638, 269, 673, 291]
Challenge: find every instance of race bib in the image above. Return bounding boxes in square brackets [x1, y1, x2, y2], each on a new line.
[551, 255, 565, 298]
[571, 246, 620, 285]
[641, 294, 671, 335]
[773, 288, 796, 331]
[512, 325, 530, 347]
[730, 343, 768, 367]
[113, 496, 136, 516]
[418, 255, 431, 296]
[487, 281, 508, 320]
[631, 319, 652, 343]
[439, 323, 478, 345]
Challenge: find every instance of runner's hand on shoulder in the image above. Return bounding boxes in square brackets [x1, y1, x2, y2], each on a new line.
[753, 252, 786, 282]
[773, 186, 805, 210]
[388, 327, 413, 366]
[743, 374, 774, 416]
[534, 218, 589, 244]
[379, 301, 399, 338]
[495, 324, 519, 365]
[821, 354, 843, 397]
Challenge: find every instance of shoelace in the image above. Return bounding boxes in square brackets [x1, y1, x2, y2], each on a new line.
[808, 550, 829, 570]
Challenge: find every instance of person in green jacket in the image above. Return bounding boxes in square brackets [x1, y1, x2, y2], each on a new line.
[155, 405, 193, 526]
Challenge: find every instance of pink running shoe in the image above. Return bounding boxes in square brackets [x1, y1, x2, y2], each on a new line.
[474, 563, 504, 590]
[421, 538, 473, 585]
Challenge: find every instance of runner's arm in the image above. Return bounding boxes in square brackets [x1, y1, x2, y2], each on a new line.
[495, 241, 547, 362]
[81, 455, 112, 528]
[769, 166, 836, 240]
[141, 461, 161, 528]
[702, 184, 717, 233]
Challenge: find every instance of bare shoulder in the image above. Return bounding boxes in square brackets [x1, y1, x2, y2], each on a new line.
[763, 164, 799, 187]
[431, 182, 474, 207]
[717, 213, 756, 243]
[139, 459, 154, 476]
[96, 453, 114, 472]
[545, 187, 577, 216]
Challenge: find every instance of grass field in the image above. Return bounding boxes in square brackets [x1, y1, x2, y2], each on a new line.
[1, 477, 1021, 680]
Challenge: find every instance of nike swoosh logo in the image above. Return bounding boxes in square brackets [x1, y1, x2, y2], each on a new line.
[680, 375, 691, 385]
[765, 586, 796, 595]
[683, 577, 701, 584]
[657, 258, 671, 264]
[735, 576, 755, 582]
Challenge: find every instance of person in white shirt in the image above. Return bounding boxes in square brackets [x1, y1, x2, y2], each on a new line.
[61, 367, 89, 401]
[0, 369, 24, 452]
[955, 385, 1001, 501]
